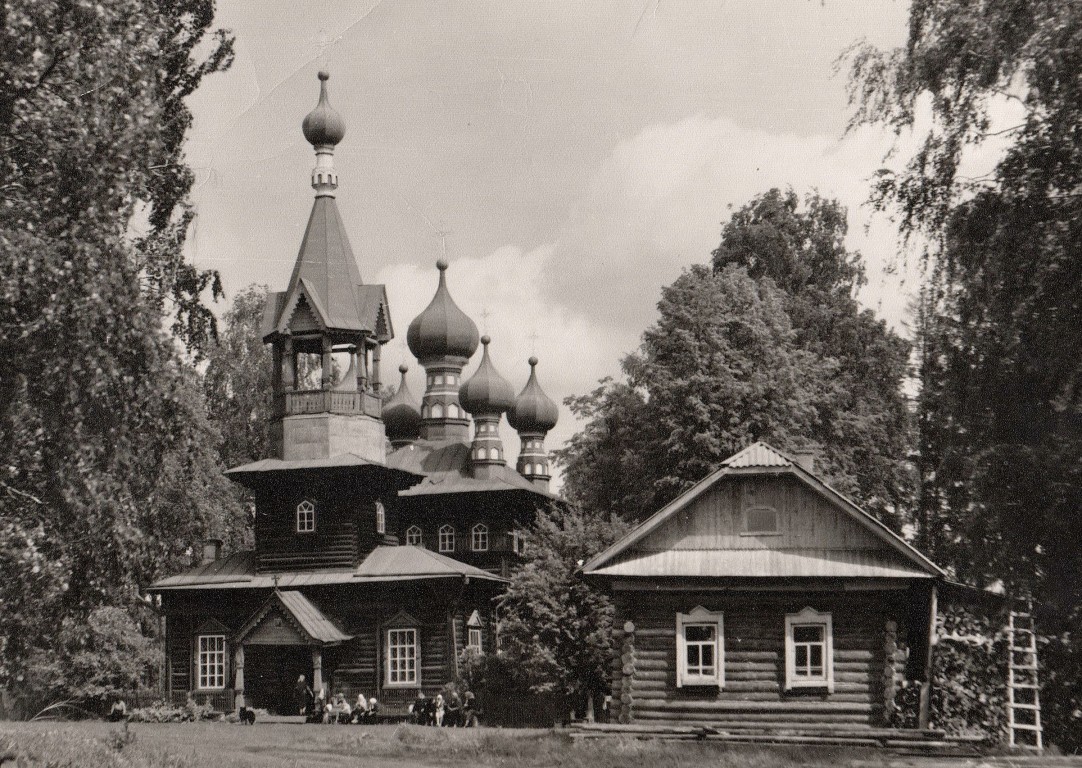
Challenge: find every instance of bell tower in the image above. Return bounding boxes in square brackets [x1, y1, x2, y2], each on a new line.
[261, 72, 393, 463]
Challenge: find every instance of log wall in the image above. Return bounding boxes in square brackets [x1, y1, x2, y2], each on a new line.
[612, 589, 912, 729]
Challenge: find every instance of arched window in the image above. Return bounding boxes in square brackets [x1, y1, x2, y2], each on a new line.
[422, 404, 430, 418]
[296, 499, 316, 533]
[439, 524, 455, 553]
[477, 447, 488, 461]
[471, 523, 489, 552]
[405, 525, 422, 546]
[375, 501, 386, 534]
[448, 403, 459, 418]
[432, 403, 444, 418]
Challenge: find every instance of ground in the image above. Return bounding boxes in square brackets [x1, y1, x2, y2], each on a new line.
[0, 722, 1077, 768]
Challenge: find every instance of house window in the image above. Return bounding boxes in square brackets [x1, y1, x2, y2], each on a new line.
[468, 627, 483, 653]
[439, 524, 455, 553]
[296, 499, 316, 533]
[676, 607, 724, 687]
[511, 530, 526, 555]
[785, 608, 834, 691]
[197, 635, 227, 690]
[744, 506, 778, 534]
[375, 501, 386, 534]
[386, 628, 418, 686]
[471, 523, 488, 552]
[405, 525, 422, 546]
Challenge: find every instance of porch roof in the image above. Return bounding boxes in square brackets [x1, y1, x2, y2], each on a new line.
[148, 545, 506, 591]
[235, 589, 353, 645]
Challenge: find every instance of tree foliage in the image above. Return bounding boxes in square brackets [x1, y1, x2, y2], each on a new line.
[559, 191, 912, 528]
[846, 0, 1082, 748]
[496, 505, 629, 707]
[0, 0, 243, 702]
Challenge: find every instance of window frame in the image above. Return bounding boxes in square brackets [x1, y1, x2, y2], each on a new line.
[784, 607, 834, 691]
[741, 505, 780, 536]
[196, 634, 228, 691]
[296, 499, 316, 534]
[471, 523, 489, 552]
[675, 606, 724, 688]
[467, 627, 483, 653]
[385, 627, 419, 687]
[375, 501, 386, 534]
[438, 524, 455, 553]
[405, 525, 422, 546]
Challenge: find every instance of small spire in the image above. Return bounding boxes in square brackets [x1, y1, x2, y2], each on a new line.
[302, 71, 346, 197]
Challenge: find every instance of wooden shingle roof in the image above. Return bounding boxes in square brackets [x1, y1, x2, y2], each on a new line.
[235, 589, 353, 646]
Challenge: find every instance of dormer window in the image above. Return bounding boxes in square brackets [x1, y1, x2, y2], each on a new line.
[375, 501, 386, 534]
[439, 524, 455, 553]
[405, 525, 422, 546]
[296, 499, 316, 533]
[471, 523, 489, 552]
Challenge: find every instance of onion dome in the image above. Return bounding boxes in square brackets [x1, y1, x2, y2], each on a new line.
[508, 357, 559, 433]
[302, 71, 346, 147]
[383, 364, 422, 445]
[406, 260, 480, 364]
[459, 336, 515, 414]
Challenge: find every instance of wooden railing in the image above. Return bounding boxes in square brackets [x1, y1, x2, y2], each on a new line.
[277, 389, 382, 418]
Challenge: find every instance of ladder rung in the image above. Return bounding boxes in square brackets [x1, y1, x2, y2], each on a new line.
[1012, 664, 1039, 671]
[1011, 645, 1038, 651]
[1012, 612, 1032, 618]
[1012, 703, 1040, 710]
[1012, 723, 1042, 731]
[1011, 683, 1040, 689]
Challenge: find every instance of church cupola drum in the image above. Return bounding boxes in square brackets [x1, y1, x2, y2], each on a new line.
[406, 260, 479, 441]
[459, 336, 515, 479]
[508, 357, 558, 490]
[383, 364, 423, 449]
[260, 72, 393, 463]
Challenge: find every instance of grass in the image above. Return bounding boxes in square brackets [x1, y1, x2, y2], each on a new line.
[0, 721, 1058, 768]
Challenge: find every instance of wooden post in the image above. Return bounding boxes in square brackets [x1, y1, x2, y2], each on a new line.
[312, 646, 323, 695]
[282, 335, 296, 391]
[233, 644, 245, 712]
[918, 582, 938, 730]
[620, 620, 636, 724]
[321, 337, 333, 391]
[371, 343, 382, 391]
[883, 620, 898, 726]
[355, 344, 366, 392]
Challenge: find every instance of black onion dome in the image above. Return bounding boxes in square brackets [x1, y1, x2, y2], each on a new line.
[508, 356, 559, 432]
[383, 364, 422, 442]
[459, 336, 515, 414]
[302, 71, 346, 147]
[406, 260, 480, 363]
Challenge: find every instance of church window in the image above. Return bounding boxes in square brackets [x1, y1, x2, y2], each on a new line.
[439, 524, 455, 553]
[405, 525, 422, 546]
[472, 523, 488, 552]
[477, 447, 488, 461]
[448, 403, 459, 418]
[432, 403, 444, 418]
[744, 506, 779, 534]
[468, 627, 483, 653]
[448, 374, 457, 385]
[296, 499, 316, 533]
[197, 635, 227, 690]
[386, 628, 418, 686]
[435, 374, 444, 385]
[676, 606, 724, 688]
[375, 501, 386, 534]
[525, 463, 534, 475]
[785, 608, 833, 691]
[511, 530, 526, 555]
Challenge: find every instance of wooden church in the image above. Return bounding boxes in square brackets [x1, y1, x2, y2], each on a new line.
[149, 72, 560, 715]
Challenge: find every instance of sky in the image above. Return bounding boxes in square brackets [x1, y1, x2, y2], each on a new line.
[184, 0, 921, 483]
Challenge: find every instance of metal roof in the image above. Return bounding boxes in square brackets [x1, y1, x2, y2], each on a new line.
[387, 440, 559, 499]
[148, 545, 506, 591]
[585, 548, 933, 580]
[235, 590, 353, 645]
[583, 441, 945, 579]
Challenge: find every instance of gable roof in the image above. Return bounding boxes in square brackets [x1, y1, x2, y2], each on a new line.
[235, 589, 352, 646]
[387, 439, 560, 500]
[148, 545, 507, 591]
[582, 441, 944, 579]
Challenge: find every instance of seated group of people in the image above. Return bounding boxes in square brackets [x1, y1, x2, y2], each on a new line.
[307, 689, 379, 724]
[409, 690, 478, 727]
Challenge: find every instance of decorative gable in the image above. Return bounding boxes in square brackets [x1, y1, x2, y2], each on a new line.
[244, 605, 307, 646]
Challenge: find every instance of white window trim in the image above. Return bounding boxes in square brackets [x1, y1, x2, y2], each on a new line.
[471, 523, 489, 552]
[467, 627, 483, 653]
[196, 634, 227, 690]
[296, 499, 316, 534]
[375, 501, 386, 534]
[438, 524, 455, 553]
[741, 505, 781, 536]
[385, 627, 419, 687]
[785, 607, 834, 692]
[405, 525, 422, 546]
[675, 606, 724, 688]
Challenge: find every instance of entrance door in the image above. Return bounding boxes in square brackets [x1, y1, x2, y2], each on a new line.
[245, 645, 311, 715]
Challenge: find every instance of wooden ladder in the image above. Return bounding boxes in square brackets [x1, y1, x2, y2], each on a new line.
[1007, 610, 1043, 751]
